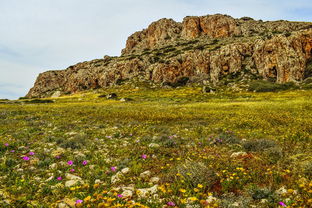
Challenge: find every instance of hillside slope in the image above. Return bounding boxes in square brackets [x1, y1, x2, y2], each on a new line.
[26, 14, 312, 98]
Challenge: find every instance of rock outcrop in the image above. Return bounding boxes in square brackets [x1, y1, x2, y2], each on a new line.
[26, 14, 312, 98]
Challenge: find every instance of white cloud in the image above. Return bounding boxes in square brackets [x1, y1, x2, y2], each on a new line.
[0, 0, 311, 99]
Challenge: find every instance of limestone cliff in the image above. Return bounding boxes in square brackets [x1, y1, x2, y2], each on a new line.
[26, 14, 312, 98]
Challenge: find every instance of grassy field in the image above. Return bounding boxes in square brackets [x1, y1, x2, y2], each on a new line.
[0, 86, 311, 207]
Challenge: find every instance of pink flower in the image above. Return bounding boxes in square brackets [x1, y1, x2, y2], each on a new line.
[82, 160, 88, 166]
[279, 202, 287, 207]
[117, 194, 123, 198]
[10, 150, 15, 153]
[111, 166, 117, 172]
[167, 201, 176, 206]
[141, 154, 147, 159]
[67, 160, 73, 166]
[55, 155, 61, 159]
[57, 177, 62, 181]
[76, 199, 83, 204]
[28, 152, 35, 156]
[4, 143, 9, 147]
[22, 156, 30, 161]
[70, 169, 75, 172]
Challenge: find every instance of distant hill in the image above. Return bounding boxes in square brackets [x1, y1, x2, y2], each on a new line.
[26, 14, 312, 98]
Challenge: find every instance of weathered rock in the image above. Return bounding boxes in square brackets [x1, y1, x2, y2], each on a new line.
[136, 185, 158, 198]
[111, 171, 123, 184]
[121, 167, 130, 174]
[65, 180, 84, 187]
[51, 91, 61, 98]
[148, 143, 160, 148]
[150, 176, 160, 184]
[230, 152, 248, 158]
[51, 147, 66, 157]
[26, 14, 312, 98]
[65, 174, 84, 187]
[140, 170, 151, 179]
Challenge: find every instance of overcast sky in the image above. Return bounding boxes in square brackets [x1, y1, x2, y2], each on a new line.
[0, 0, 311, 99]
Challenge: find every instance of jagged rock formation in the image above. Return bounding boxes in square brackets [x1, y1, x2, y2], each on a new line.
[26, 14, 312, 98]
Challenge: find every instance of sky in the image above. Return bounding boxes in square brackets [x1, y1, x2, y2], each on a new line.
[0, 0, 311, 99]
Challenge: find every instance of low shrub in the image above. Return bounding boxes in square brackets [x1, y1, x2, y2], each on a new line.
[263, 147, 283, 164]
[248, 80, 297, 92]
[57, 134, 88, 149]
[175, 160, 218, 189]
[303, 161, 312, 178]
[243, 139, 278, 152]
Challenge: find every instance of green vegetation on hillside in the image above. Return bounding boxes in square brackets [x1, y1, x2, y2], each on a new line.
[0, 87, 311, 207]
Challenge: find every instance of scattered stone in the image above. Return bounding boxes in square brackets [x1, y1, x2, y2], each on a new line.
[106, 93, 117, 99]
[121, 190, 133, 198]
[65, 174, 84, 187]
[275, 186, 287, 195]
[230, 152, 248, 158]
[94, 179, 102, 184]
[65, 174, 82, 181]
[206, 196, 219, 204]
[140, 170, 151, 179]
[49, 163, 58, 169]
[150, 177, 160, 184]
[57, 202, 69, 208]
[121, 167, 130, 174]
[137, 185, 158, 198]
[65, 180, 84, 188]
[62, 198, 76, 208]
[51, 147, 66, 157]
[51, 91, 61, 98]
[111, 172, 123, 184]
[46, 176, 54, 182]
[231, 202, 240, 207]
[148, 143, 160, 148]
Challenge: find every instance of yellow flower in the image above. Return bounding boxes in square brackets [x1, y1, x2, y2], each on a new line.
[197, 184, 203, 188]
[93, 183, 100, 189]
[189, 197, 198, 201]
[84, 195, 91, 202]
[194, 188, 199, 192]
[179, 188, 186, 193]
[180, 198, 187, 204]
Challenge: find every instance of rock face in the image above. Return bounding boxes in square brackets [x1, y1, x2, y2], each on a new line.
[26, 14, 312, 98]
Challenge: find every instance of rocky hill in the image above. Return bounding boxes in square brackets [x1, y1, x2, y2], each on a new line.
[26, 14, 312, 98]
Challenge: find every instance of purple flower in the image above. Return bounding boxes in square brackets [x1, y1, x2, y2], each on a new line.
[141, 154, 147, 159]
[28, 152, 35, 156]
[70, 169, 75, 172]
[111, 166, 117, 172]
[167, 201, 175, 206]
[82, 160, 88, 166]
[10, 150, 15, 153]
[22, 156, 30, 161]
[76, 199, 83, 204]
[55, 155, 61, 159]
[4, 143, 9, 147]
[67, 160, 73, 166]
[57, 177, 62, 181]
[279, 202, 287, 207]
[117, 194, 123, 198]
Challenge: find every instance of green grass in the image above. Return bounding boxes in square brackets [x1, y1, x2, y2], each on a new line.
[0, 87, 311, 207]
